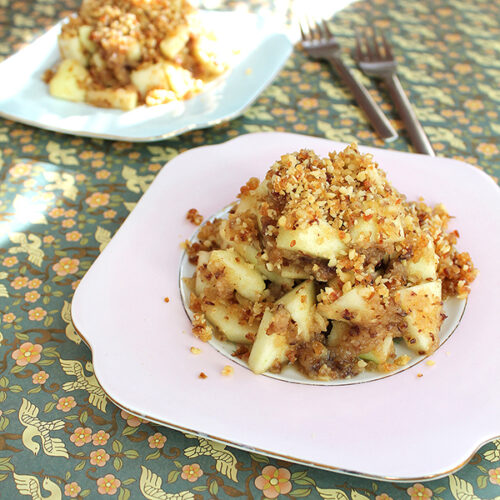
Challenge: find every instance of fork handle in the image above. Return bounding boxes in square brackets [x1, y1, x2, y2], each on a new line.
[384, 74, 435, 156]
[326, 57, 398, 142]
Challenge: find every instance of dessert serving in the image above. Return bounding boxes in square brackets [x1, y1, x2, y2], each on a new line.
[45, 0, 229, 110]
[185, 145, 477, 380]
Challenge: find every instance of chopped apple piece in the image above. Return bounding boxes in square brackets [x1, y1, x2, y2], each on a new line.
[194, 251, 211, 296]
[49, 59, 90, 102]
[276, 219, 345, 261]
[327, 320, 350, 347]
[359, 335, 394, 364]
[207, 249, 265, 302]
[204, 302, 256, 344]
[160, 24, 190, 59]
[78, 25, 96, 53]
[396, 281, 442, 354]
[164, 63, 195, 98]
[350, 216, 404, 244]
[317, 286, 380, 325]
[277, 280, 315, 340]
[405, 240, 438, 282]
[86, 87, 138, 111]
[58, 35, 87, 66]
[248, 309, 288, 374]
[131, 63, 170, 97]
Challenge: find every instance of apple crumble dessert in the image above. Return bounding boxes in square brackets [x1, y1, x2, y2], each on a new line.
[46, 0, 228, 110]
[185, 145, 477, 380]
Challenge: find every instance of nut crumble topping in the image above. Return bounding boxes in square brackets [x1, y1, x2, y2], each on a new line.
[186, 145, 477, 380]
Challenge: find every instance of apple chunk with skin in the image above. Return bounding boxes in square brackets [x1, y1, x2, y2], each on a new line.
[396, 281, 442, 354]
[317, 285, 380, 324]
[276, 219, 345, 261]
[207, 249, 265, 302]
[248, 280, 316, 374]
[195, 251, 257, 344]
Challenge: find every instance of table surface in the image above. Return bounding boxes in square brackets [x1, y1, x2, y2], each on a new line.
[1, 0, 499, 498]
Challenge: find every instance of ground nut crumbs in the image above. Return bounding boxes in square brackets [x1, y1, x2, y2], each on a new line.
[198, 372, 207, 379]
[186, 208, 204, 225]
[186, 144, 477, 381]
[164, 297, 170, 303]
[395, 355, 411, 366]
[192, 313, 212, 342]
[426, 360, 435, 366]
[417, 373, 423, 378]
[190, 346, 201, 355]
[221, 365, 234, 376]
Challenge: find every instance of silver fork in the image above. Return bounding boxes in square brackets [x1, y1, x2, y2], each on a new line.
[300, 19, 397, 142]
[355, 28, 435, 156]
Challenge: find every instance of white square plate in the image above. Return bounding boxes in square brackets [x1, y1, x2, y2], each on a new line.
[72, 132, 500, 481]
[0, 12, 292, 142]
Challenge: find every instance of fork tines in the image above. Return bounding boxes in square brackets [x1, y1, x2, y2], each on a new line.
[355, 27, 393, 61]
[299, 18, 335, 43]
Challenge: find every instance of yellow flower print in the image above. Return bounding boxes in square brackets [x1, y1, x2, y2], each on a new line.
[70, 427, 93, 446]
[147, 432, 167, 449]
[92, 430, 110, 446]
[75, 174, 86, 182]
[25, 291, 40, 303]
[469, 126, 482, 134]
[49, 207, 65, 218]
[375, 494, 393, 500]
[294, 124, 308, 132]
[298, 97, 318, 110]
[453, 63, 471, 74]
[3, 313, 16, 323]
[97, 474, 121, 495]
[65, 209, 77, 217]
[65, 231, 82, 242]
[86, 192, 110, 208]
[90, 449, 110, 467]
[181, 463, 203, 482]
[62, 219, 76, 228]
[255, 465, 292, 498]
[2, 256, 18, 267]
[464, 99, 484, 111]
[477, 143, 498, 156]
[96, 170, 110, 180]
[71, 280, 81, 290]
[302, 61, 321, 73]
[407, 483, 432, 500]
[11, 276, 29, 289]
[57, 396, 77, 412]
[28, 307, 47, 321]
[9, 162, 32, 178]
[43, 235, 55, 244]
[28, 278, 42, 289]
[148, 163, 162, 172]
[12, 342, 42, 366]
[53, 257, 80, 277]
[103, 210, 116, 219]
[32, 371, 49, 384]
[64, 481, 81, 498]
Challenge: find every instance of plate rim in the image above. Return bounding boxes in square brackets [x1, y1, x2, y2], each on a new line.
[71, 132, 500, 481]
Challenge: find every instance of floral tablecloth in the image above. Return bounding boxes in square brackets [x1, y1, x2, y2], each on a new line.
[1, 0, 499, 498]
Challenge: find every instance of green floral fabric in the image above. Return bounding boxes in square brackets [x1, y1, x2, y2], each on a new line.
[0, 0, 499, 499]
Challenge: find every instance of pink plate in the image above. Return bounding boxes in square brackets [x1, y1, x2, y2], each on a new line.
[72, 132, 500, 481]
